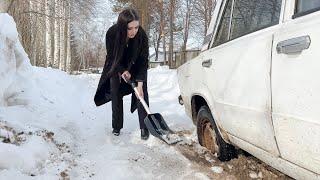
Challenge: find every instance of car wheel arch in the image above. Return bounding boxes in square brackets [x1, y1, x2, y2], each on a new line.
[191, 94, 231, 144]
[196, 105, 238, 161]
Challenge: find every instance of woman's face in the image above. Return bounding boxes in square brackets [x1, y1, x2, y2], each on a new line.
[127, 20, 139, 39]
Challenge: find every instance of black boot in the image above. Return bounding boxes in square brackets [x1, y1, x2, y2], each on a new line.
[112, 129, 120, 136]
[141, 128, 149, 140]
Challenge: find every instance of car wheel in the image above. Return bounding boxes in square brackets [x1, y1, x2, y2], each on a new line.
[197, 106, 237, 161]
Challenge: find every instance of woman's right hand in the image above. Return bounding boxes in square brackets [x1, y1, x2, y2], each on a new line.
[121, 70, 131, 82]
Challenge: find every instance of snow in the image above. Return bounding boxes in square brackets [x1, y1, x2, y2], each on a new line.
[0, 136, 52, 174]
[249, 171, 263, 179]
[249, 171, 258, 179]
[211, 166, 223, 174]
[0, 13, 33, 107]
[0, 13, 206, 179]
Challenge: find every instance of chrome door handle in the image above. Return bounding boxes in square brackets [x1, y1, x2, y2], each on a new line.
[276, 35, 311, 54]
[202, 59, 212, 68]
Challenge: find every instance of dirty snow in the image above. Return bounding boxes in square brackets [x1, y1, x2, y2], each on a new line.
[211, 166, 224, 174]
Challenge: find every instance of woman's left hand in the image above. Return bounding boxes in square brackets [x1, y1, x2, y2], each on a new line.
[121, 71, 131, 82]
[136, 82, 144, 97]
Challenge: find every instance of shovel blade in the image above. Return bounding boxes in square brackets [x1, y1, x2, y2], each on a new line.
[144, 113, 182, 145]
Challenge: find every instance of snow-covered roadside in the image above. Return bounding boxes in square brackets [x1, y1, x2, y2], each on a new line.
[0, 13, 289, 180]
[0, 65, 201, 179]
[70, 67, 198, 179]
[0, 13, 203, 179]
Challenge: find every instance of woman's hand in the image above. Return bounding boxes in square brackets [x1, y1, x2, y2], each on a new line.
[121, 71, 131, 82]
[136, 82, 144, 98]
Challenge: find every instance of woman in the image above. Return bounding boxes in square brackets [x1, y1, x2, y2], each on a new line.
[94, 8, 150, 140]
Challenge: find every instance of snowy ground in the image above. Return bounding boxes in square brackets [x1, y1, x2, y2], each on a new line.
[0, 13, 290, 180]
[0, 60, 205, 179]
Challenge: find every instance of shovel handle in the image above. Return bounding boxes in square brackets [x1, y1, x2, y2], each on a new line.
[123, 77, 152, 115]
[125, 79, 137, 90]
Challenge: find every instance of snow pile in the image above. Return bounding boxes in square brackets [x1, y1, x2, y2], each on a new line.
[0, 136, 52, 174]
[0, 13, 34, 107]
[211, 166, 224, 174]
[0, 13, 77, 179]
[0, 13, 52, 176]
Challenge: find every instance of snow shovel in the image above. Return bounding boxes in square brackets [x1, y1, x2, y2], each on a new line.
[124, 78, 182, 145]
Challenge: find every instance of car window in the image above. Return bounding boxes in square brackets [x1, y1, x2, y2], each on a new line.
[213, 0, 233, 47]
[294, 0, 320, 18]
[231, 0, 282, 39]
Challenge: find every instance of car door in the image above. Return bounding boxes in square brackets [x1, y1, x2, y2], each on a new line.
[202, 0, 282, 155]
[272, 0, 320, 174]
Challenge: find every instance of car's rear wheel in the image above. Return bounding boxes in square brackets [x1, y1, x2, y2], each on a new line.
[197, 106, 237, 161]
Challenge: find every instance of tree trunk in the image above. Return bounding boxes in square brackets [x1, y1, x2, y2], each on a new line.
[49, 0, 55, 68]
[59, 0, 65, 70]
[182, 0, 192, 64]
[168, 0, 175, 69]
[53, 0, 61, 69]
[63, 1, 70, 72]
[160, 0, 167, 64]
[45, 0, 50, 68]
[0, 0, 14, 13]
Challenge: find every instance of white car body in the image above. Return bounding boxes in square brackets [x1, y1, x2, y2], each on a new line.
[177, 0, 320, 179]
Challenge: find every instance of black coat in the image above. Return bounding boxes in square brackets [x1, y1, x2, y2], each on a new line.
[94, 24, 149, 113]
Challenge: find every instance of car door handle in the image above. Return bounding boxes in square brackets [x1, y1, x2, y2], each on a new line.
[202, 59, 212, 68]
[276, 35, 311, 54]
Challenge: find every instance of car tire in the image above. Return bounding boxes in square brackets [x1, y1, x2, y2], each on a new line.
[197, 106, 237, 161]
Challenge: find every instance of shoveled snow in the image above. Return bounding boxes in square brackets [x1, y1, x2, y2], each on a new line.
[211, 166, 224, 174]
[0, 13, 204, 179]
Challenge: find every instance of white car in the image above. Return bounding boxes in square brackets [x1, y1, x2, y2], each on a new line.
[177, 0, 320, 179]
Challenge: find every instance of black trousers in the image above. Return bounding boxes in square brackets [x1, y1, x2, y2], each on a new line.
[110, 76, 149, 130]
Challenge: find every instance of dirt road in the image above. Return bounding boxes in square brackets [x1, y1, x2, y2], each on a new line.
[174, 131, 291, 180]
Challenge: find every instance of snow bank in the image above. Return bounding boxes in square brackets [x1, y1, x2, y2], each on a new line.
[0, 13, 67, 179]
[0, 13, 33, 107]
[0, 136, 52, 174]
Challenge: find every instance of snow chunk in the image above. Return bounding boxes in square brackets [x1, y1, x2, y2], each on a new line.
[0, 13, 32, 106]
[0, 128, 15, 143]
[194, 172, 210, 179]
[211, 166, 223, 173]
[0, 136, 52, 174]
[0, 13, 18, 41]
[204, 153, 215, 163]
[249, 171, 258, 179]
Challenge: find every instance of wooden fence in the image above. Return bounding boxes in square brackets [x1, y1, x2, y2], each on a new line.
[149, 49, 200, 68]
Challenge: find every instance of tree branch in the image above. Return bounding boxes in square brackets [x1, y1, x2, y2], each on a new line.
[20, 10, 70, 20]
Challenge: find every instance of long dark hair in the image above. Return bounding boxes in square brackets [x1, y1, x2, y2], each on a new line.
[108, 8, 140, 76]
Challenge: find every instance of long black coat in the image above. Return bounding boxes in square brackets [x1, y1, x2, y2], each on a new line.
[94, 24, 149, 113]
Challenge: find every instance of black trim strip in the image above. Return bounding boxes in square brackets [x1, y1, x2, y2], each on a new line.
[213, 22, 278, 48]
[230, 22, 278, 40]
[212, 0, 233, 48]
[293, 7, 320, 19]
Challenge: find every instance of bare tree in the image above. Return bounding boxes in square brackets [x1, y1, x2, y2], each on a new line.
[160, 0, 167, 64]
[193, 0, 216, 36]
[113, 0, 150, 30]
[149, 0, 168, 62]
[7, 0, 98, 73]
[181, 0, 194, 64]
[168, 0, 177, 68]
